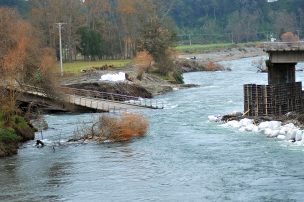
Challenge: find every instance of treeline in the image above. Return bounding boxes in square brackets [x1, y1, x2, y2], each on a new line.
[0, 0, 175, 62]
[1, 0, 303, 57]
[172, 0, 304, 43]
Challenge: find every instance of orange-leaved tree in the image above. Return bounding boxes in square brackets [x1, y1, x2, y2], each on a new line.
[281, 32, 300, 42]
[0, 8, 58, 120]
[133, 50, 154, 80]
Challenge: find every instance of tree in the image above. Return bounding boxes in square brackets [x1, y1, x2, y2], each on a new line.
[77, 27, 104, 60]
[281, 32, 300, 42]
[0, 8, 57, 118]
[29, 0, 84, 62]
[133, 50, 154, 80]
[138, 16, 176, 75]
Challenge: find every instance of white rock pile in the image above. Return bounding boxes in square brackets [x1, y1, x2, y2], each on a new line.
[208, 115, 304, 144]
[100, 72, 126, 82]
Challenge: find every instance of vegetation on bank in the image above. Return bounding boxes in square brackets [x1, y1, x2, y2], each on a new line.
[0, 112, 35, 157]
[0, 9, 58, 157]
[61, 60, 131, 74]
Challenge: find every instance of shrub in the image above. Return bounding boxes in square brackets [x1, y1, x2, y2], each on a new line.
[205, 61, 225, 71]
[281, 32, 300, 42]
[0, 128, 21, 144]
[98, 113, 149, 142]
[172, 71, 184, 84]
[12, 115, 29, 129]
[133, 51, 154, 80]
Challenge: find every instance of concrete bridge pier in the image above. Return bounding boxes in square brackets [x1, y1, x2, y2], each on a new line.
[244, 42, 304, 117]
[268, 63, 296, 85]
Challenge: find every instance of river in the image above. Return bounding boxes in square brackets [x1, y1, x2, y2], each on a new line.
[1, 57, 304, 202]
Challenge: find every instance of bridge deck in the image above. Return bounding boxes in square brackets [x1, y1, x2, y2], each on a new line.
[20, 85, 163, 112]
[263, 42, 304, 63]
[263, 42, 304, 52]
[66, 95, 147, 112]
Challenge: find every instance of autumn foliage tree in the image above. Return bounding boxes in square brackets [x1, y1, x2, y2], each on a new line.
[281, 32, 300, 42]
[133, 50, 154, 80]
[0, 8, 57, 119]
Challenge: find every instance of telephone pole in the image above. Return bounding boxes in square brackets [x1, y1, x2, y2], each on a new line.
[56, 23, 66, 76]
[296, 30, 301, 39]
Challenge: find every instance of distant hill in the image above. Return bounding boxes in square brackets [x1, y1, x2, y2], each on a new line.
[170, 0, 304, 43]
[0, 0, 28, 15]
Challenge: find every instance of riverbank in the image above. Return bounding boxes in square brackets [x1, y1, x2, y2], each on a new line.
[0, 114, 35, 157]
[178, 46, 264, 62]
[61, 47, 265, 97]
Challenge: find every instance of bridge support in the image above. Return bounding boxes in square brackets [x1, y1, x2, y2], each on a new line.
[244, 42, 304, 117]
[268, 63, 296, 85]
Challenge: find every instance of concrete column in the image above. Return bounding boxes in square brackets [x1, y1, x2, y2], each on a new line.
[268, 63, 296, 85]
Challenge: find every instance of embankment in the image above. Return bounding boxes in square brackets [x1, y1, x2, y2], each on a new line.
[0, 114, 35, 157]
[61, 47, 260, 97]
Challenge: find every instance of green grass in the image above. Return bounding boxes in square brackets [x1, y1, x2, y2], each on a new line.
[176, 42, 261, 54]
[59, 60, 131, 74]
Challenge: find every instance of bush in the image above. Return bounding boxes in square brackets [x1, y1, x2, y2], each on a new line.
[281, 32, 300, 42]
[205, 61, 225, 71]
[12, 115, 29, 129]
[0, 128, 21, 144]
[133, 51, 154, 80]
[172, 71, 184, 84]
[0, 113, 35, 142]
[98, 113, 149, 142]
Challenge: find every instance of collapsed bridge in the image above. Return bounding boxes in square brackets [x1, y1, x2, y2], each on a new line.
[17, 85, 164, 113]
[244, 42, 304, 116]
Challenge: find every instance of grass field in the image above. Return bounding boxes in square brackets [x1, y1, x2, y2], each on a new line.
[176, 42, 260, 54]
[59, 60, 131, 74]
[57, 42, 260, 74]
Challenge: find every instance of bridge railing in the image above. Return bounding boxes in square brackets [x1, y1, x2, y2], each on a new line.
[61, 87, 164, 109]
[16, 84, 164, 109]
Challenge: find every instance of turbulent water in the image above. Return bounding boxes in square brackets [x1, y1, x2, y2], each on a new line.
[1, 57, 304, 202]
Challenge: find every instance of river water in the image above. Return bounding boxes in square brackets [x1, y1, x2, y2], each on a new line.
[1, 57, 304, 202]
